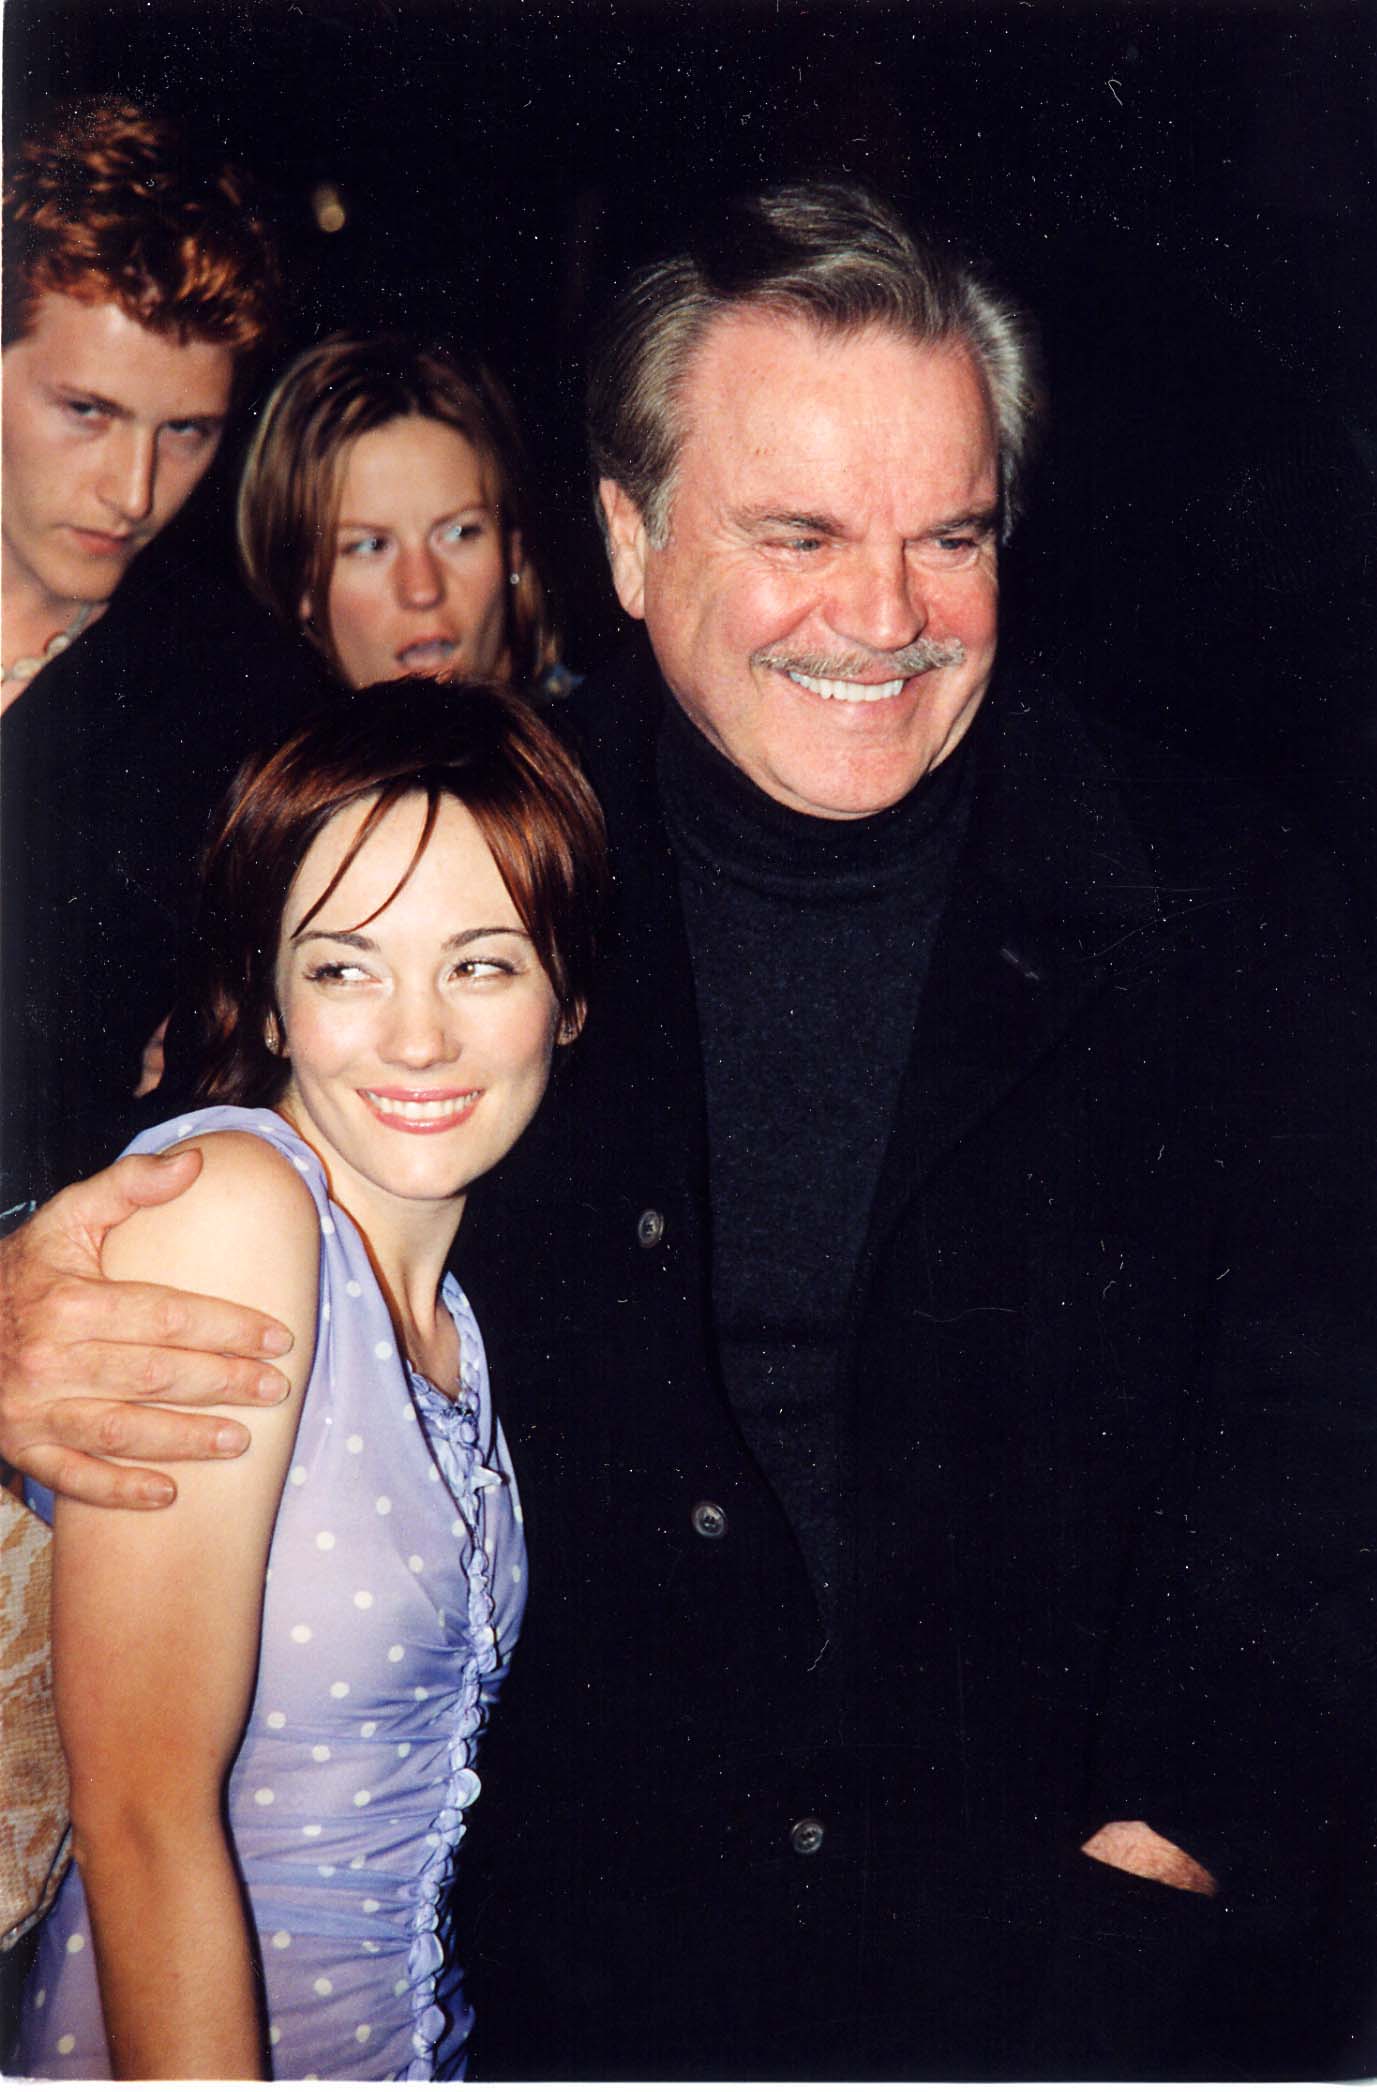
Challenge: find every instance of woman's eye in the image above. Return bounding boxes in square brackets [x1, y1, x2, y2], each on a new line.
[454, 957, 513, 981]
[438, 520, 485, 547]
[339, 534, 386, 559]
[306, 961, 372, 984]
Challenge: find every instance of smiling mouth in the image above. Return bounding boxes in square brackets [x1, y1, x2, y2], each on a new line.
[395, 637, 460, 672]
[361, 1088, 479, 1129]
[785, 671, 906, 704]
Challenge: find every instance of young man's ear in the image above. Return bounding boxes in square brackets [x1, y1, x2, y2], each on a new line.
[598, 480, 649, 621]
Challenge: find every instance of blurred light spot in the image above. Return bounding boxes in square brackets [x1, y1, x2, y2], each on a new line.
[311, 182, 347, 234]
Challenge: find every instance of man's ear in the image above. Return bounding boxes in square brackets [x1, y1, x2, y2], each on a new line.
[598, 479, 649, 621]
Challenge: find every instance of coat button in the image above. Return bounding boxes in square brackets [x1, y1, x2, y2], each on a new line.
[690, 1500, 727, 1540]
[636, 1208, 665, 1249]
[790, 1817, 825, 1856]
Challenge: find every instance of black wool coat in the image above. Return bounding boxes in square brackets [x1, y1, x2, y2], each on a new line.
[454, 638, 1377, 2079]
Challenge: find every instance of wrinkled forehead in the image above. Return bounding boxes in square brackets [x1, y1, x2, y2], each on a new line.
[669, 307, 998, 509]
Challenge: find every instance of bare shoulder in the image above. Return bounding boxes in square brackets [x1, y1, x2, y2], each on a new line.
[101, 1130, 321, 1343]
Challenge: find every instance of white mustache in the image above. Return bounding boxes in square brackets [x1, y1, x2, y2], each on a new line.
[752, 638, 967, 679]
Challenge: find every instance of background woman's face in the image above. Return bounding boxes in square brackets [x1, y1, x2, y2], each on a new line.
[321, 415, 517, 689]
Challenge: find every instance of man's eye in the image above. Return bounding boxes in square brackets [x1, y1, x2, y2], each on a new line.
[165, 420, 215, 445]
[926, 532, 988, 567]
[62, 399, 105, 424]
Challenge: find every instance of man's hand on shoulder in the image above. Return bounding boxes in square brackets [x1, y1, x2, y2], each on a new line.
[0, 1152, 292, 1509]
[1081, 1819, 1219, 1896]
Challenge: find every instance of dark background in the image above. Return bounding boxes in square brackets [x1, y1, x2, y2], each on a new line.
[7, 0, 1376, 884]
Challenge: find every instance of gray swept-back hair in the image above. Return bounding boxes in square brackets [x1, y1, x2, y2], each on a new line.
[587, 180, 1043, 549]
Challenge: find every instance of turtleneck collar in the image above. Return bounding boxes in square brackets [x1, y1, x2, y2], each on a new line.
[655, 686, 979, 901]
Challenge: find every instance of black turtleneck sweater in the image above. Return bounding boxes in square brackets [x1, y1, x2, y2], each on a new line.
[657, 700, 974, 1639]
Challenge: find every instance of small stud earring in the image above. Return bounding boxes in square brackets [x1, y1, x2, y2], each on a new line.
[508, 570, 523, 588]
[265, 1013, 286, 1055]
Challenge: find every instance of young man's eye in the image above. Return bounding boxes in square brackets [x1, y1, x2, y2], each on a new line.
[164, 419, 216, 445]
[62, 398, 105, 424]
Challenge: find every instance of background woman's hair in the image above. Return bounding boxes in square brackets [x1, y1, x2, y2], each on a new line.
[237, 333, 561, 690]
[2, 94, 279, 381]
[187, 679, 608, 1108]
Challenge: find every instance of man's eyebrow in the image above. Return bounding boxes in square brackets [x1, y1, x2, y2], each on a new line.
[736, 508, 843, 537]
[51, 383, 131, 418]
[928, 506, 1000, 535]
[291, 925, 531, 949]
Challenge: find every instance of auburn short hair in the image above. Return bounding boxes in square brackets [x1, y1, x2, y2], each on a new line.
[186, 679, 609, 1108]
[2, 96, 279, 373]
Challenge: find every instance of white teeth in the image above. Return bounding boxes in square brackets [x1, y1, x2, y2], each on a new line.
[786, 671, 905, 703]
[363, 1092, 475, 1122]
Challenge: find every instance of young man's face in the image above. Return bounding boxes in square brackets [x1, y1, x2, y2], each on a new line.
[2, 291, 234, 615]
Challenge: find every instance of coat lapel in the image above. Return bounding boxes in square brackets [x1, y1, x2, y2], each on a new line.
[869, 675, 1165, 1236]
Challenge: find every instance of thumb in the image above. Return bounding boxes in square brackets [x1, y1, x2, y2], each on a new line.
[47, 1148, 206, 1266]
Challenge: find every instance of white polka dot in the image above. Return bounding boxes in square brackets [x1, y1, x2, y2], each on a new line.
[356, 2022, 373, 2044]
[177, 1120, 194, 1137]
[254, 1787, 275, 1806]
[387, 1644, 405, 1663]
[360, 1720, 378, 1738]
[354, 1789, 372, 1807]
[330, 1681, 350, 1699]
[312, 1744, 331, 1763]
[397, 1742, 411, 1759]
[34, 1989, 45, 2009]
[374, 1339, 394, 1361]
[350, 1856, 366, 1869]
[451, 1518, 464, 1538]
[266, 1710, 286, 1729]
[290, 1623, 312, 1644]
[511, 1563, 523, 1582]
[353, 1590, 374, 1610]
[345, 1279, 362, 1297]
[408, 1554, 424, 1573]
[346, 1433, 364, 1453]
[362, 1897, 381, 1914]
[320, 1215, 336, 1236]
[426, 1462, 439, 1483]
[363, 1939, 379, 1953]
[394, 1978, 409, 1997]
[65, 1933, 84, 1956]
[318, 1863, 336, 1877]
[57, 2036, 76, 2056]
[302, 1823, 322, 1838]
[272, 1930, 292, 1950]
[314, 1977, 333, 1998]
[289, 1464, 308, 1487]
[269, 2025, 281, 2047]
[413, 1686, 429, 1703]
[321, 1300, 332, 1322]
[292, 1154, 311, 1173]
[315, 1531, 336, 1551]
[514, 1499, 524, 1526]
[375, 1495, 392, 1515]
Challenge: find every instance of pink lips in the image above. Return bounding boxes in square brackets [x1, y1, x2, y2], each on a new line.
[68, 526, 137, 558]
[359, 1087, 480, 1134]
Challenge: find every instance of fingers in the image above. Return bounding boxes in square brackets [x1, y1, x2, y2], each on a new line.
[38, 1150, 207, 1264]
[17, 1274, 292, 1374]
[16, 1399, 259, 1508]
[21, 1444, 180, 1511]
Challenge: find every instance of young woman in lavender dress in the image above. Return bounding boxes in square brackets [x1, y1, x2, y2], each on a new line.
[18, 680, 605, 2079]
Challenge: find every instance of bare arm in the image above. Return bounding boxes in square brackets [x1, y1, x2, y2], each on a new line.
[54, 1133, 319, 2078]
[0, 1150, 294, 1509]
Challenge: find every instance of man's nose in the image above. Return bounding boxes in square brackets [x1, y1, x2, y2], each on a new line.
[98, 427, 158, 525]
[394, 543, 444, 610]
[825, 544, 928, 654]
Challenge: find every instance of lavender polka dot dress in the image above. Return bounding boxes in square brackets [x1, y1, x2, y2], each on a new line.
[19, 1106, 526, 2080]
